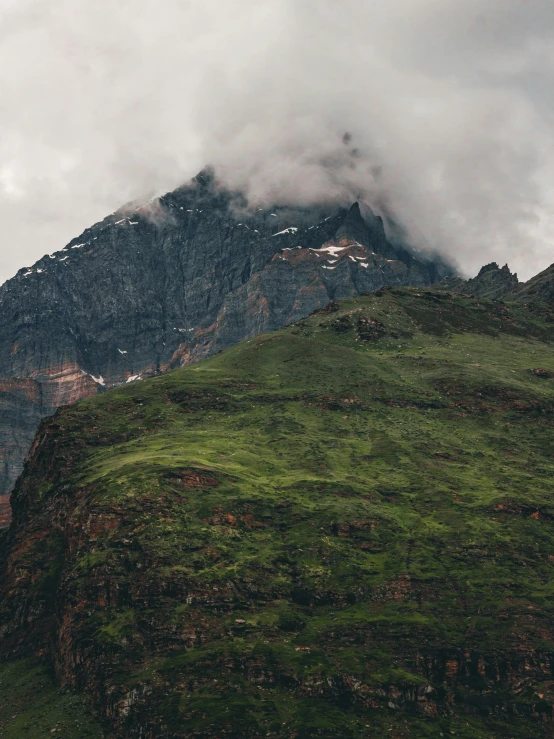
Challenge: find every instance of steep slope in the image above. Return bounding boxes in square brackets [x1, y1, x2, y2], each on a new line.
[2, 288, 554, 738]
[0, 171, 451, 505]
[508, 263, 554, 305]
[436, 262, 519, 300]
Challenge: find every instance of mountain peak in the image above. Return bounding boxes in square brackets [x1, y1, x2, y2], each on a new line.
[437, 260, 519, 300]
[477, 261, 516, 278]
[477, 262, 501, 276]
[334, 202, 368, 245]
[333, 201, 391, 258]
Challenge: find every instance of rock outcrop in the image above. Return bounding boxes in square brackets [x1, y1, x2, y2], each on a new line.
[0, 171, 453, 508]
[436, 261, 519, 300]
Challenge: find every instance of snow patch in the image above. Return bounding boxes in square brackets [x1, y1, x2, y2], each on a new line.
[22, 271, 33, 277]
[311, 245, 347, 258]
[118, 349, 128, 355]
[359, 262, 369, 268]
[59, 256, 69, 262]
[273, 227, 299, 237]
[127, 375, 142, 384]
[81, 370, 105, 386]
[71, 243, 86, 249]
[322, 265, 337, 270]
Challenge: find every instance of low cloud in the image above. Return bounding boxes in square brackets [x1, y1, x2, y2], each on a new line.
[0, 0, 553, 281]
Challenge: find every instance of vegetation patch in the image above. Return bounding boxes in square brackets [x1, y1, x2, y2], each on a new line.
[2, 288, 554, 737]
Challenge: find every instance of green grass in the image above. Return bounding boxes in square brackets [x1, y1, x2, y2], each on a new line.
[3, 287, 554, 737]
[0, 660, 103, 738]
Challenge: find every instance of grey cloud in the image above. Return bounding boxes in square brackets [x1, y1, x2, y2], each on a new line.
[0, 0, 553, 282]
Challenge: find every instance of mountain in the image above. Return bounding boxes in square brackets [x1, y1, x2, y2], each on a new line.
[1, 287, 554, 738]
[436, 262, 519, 300]
[0, 170, 453, 513]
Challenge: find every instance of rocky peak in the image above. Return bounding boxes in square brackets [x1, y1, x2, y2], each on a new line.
[334, 202, 369, 245]
[477, 261, 517, 280]
[333, 202, 391, 257]
[477, 262, 501, 276]
[438, 260, 519, 300]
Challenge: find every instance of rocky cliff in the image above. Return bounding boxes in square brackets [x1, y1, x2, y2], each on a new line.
[1, 288, 554, 738]
[0, 170, 452, 509]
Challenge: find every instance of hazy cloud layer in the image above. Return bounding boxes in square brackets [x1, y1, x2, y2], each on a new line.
[0, 0, 553, 282]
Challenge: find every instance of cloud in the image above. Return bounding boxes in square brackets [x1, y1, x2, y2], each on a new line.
[0, 0, 553, 281]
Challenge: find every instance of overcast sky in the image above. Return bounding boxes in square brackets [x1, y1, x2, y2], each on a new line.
[0, 0, 553, 282]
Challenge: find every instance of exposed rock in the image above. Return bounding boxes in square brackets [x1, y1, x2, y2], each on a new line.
[0, 171, 453, 513]
[436, 261, 519, 300]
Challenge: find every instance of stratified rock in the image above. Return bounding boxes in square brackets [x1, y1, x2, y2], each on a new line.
[0, 171, 453, 508]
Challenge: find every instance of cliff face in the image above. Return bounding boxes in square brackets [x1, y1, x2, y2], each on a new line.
[1, 288, 554, 738]
[0, 172, 452, 504]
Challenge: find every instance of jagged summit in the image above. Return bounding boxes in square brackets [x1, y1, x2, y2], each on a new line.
[437, 260, 519, 300]
[477, 261, 517, 278]
[335, 202, 369, 245]
[333, 202, 390, 256]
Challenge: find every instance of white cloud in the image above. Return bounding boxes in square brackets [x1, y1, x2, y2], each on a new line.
[0, 0, 553, 281]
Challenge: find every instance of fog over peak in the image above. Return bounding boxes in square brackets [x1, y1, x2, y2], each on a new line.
[1, 0, 553, 282]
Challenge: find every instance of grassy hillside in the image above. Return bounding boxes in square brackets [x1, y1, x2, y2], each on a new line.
[0, 659, 103, 738]
[2, 287, 554, 738]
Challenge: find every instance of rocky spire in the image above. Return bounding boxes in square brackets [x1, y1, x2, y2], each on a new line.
[334, 202, 391, 256]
